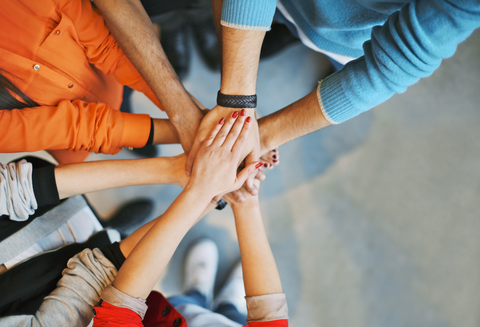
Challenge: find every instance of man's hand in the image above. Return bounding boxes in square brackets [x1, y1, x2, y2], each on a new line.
[185, 106, 261, 191]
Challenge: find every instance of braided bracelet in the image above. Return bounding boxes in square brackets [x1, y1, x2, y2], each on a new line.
[217, 91, 257, 109]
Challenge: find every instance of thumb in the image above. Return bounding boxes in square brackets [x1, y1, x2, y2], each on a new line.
[185, 137, 202, 177]
[235, 162, 263, 189]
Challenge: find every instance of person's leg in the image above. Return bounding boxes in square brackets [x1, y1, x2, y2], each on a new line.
[140, 0, 194, 18]
[167, 289, 208, 308]
[151, 11, 190, 80]
[185, 0, 220, 71]
[168, 239, 219, 309]
[212, 262, 248, 325]
[215, 303, 247, 325]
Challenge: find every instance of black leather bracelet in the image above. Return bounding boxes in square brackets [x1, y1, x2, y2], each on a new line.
[215, 199, 228, 210]
[217, 91, 257, 109]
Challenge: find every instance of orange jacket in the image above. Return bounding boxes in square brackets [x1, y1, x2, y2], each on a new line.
[0, 0, 162, 163]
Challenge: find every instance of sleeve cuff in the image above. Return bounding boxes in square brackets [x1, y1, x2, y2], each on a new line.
[246, 293, 289, 323]
[100, 284, 148, 320]
[221, 0, 276, 31]
[119, 112, 152, 148]
[32, 165, 60, 207]
[319, 72, 362, 124]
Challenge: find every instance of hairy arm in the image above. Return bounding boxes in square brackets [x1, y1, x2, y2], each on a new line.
[93, 0, 203, 152]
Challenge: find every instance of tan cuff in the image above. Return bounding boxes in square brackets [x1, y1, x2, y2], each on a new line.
[246, 293, 288, 323]
[119, 112, 152, 148]
[101, 284, 148, 320]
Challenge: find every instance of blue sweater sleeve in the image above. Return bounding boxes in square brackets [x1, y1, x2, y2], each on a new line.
[319, 0, 480, 124]
[221, 0, 277, 31]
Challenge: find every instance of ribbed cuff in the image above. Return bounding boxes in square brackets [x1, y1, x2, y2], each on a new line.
[246, 293, 289, 323]
[320, 72, 361, 124]
[221, 0, 276, 30]
[119, 112, 152, 148]
[101, 285, 148, 320]
[32, 165, 60, 207]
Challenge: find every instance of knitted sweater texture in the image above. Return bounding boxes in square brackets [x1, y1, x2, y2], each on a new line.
[221, 0, 480, 123]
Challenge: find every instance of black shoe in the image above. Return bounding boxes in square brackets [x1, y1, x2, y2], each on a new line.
[102, 199, 154, 238]
[192, 19, 220, 71]
[260, 23, 300, 59]
[161, 25, 190, 80]
[131, 145, 159, 158]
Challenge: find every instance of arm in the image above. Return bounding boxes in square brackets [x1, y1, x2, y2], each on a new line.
[55, 155, 186, 199]
[92, 0, 204, 152]
[0, 101, 179, 155]
[93, 107, 263, 326]
[185, 0, 271, 180]
[317, 0, 480, 124]
[257, 86, 330, 153]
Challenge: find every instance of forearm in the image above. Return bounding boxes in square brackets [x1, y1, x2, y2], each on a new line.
[231, 200, 282, 296]
[258, 87, 331, 153]
[113, 188, 212, 299]
[93, 0, 203, 151]
[152, 119, 180, 144]
[55, 157, 182, 199]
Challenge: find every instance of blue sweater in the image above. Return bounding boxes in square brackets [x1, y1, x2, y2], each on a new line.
[221, 0, 480, 123]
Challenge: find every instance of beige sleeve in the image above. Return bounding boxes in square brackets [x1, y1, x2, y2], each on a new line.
[246, 293, 289, 323]
[0, 248, 117, 327]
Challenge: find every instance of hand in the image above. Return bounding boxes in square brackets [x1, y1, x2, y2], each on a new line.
[185, 106, 261, 180]
[186, 110, 263, 198]
[223, 169, 264, 205]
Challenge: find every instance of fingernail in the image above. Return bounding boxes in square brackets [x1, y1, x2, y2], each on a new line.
[219, 117, 225, 125]
[232, 111, 239, 119]
[273, 160, 277, 163]
[273, 149, 277, 152]
[241, 109, 246, 116]
[255, 162, 263, 169]
[246, 116, 252, 123]
[264, 163, 268, 168]
[273, 155, 277, 159]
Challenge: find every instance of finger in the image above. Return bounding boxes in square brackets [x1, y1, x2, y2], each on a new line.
[212, 110, 239, 147]
[231, 115, 253, 157]
[204, 117, 226, 147]
[185, 136, 203, 177]
[255, 169, 266, 182]
[223, 109, 247, 150]
[235, 162, 263, 190]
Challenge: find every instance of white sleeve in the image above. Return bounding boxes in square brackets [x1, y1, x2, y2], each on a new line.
[0, 159, 37, 221]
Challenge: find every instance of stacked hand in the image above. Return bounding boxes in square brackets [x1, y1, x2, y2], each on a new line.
[186, 109, 263, 199]
[185, 105, 261, 200]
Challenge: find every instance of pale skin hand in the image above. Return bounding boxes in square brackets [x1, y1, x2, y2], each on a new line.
[113, 112, 262, 299]
[93, 0, 203, 152]
[224, 179, 283, 296]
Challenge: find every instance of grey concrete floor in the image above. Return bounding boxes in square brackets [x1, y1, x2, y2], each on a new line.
[2, 28, 480, 327]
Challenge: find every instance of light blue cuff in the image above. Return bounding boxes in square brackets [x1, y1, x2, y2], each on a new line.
[221, 0, 277, 31]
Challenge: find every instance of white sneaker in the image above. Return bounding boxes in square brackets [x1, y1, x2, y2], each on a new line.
[183, 239, 219, 305]
[212, 261, 247, 315]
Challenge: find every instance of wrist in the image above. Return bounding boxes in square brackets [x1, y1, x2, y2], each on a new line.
[230, 196, 260, 211]
[183, 182, 215, 204]
[257, 117, 272, 154]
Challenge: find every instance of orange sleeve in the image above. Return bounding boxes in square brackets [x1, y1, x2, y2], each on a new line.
[0, 100, 151, 154]
[55, 0, 163, 110]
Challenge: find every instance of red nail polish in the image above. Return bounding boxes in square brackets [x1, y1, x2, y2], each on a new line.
[241, 109, 246, 116]
[232, 111, 239, 119]
[255, 162, 263, 169]
[246, 116, 252, 123]
[219, 117, 225, 125]
[273, 155, 277, 159]
[264, 163, 268, 168]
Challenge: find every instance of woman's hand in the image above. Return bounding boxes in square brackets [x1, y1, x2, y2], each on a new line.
[186, 109, 262, 199]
